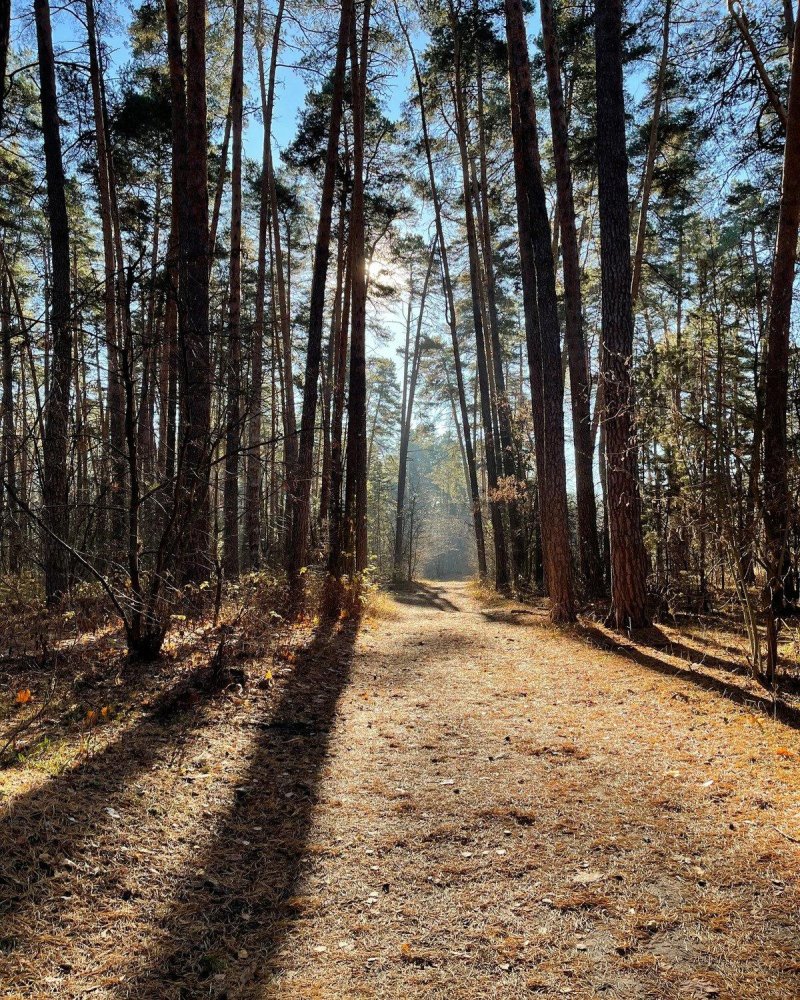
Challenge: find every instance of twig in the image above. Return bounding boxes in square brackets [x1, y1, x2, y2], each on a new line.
[771, 824, 800, 844]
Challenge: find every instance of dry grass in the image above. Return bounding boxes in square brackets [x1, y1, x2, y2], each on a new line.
[362, 588, 401, 623]
[1, 579, 800, 998]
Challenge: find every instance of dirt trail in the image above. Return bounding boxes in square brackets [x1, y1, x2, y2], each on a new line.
[260, 582, 800, 1000]
[3, 581, 800, 999]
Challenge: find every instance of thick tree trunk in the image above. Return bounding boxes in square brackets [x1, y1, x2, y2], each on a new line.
[763, 0, 800, 681]
[35, 0, 72, 603]
[505, 0, 575, 621]
[540, 0, 603, 597]
[222, 0, 244, 579]
[594, 0, 650, 629]
[287, 0, 353, 577]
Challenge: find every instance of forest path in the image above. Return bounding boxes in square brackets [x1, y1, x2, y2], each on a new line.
[260, 580, 800, 1000]
[4, 581, 800, 999]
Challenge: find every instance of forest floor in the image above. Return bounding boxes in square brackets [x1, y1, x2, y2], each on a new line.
[2, 579, 800, 999]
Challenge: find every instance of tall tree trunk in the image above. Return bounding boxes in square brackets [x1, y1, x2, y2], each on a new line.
[728, 0, 788, 128]
[342, 0, 372, 573]
[395, 2, 487, 577]
[177, 0, 212, 583]
[1, 274, 19, 571]
[222, 0, 244, 579]
[287, 0, 353, 577]
[138, 178, 161, 481]
[319, 193, 347, 534]
[0, 34, 12, 563]
[763, 0, 800, 681]
[35, 0, 72, 603]
[451, 56, 509, 591]
[474, 44, 527, 587]
[630, 0, 672, 305]
[505, 0, 575, 621]
[594, 0, 650, 629]
[327, 219, 352, 575]
[270, 135, 296, 524]
[245, 0, 283, 571]
[0, 0, 9, 132]
[86, 0, 127, 551]
[394, 243, 434, 580]
[209, 100, 232, 263]
[540, 0, 603, 596]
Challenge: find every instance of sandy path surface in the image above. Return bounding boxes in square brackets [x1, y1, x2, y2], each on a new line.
[256, 581, 800, 1000]
[3, 581, 800, 999]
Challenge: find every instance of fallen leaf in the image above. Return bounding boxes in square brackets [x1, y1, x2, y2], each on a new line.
[571, 871, 603, 885]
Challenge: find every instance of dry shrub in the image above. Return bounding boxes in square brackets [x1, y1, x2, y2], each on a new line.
[466, 576, 506, 607]
[362, 589, 400, 622]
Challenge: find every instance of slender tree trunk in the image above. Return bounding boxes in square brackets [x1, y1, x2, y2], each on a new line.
[540, 0, 603, 596]
[178, 0, 212, 582]
[86, 0, 128, 552]
[763, 0, 800, 681]
[138, 179, 161, 483]
[327, 222, 352, 575]
[209, 101, 232, 263]
[0, 23, 11, 568]
[474, 46, 527, 587]
[287, 0, 353, 577]
[394, 0, 487, 577]
[35, 0, 72, 603]
[394, 244, 434, 579]
[222, 0, 244, 578]
[270, 157, 296, 515]
[342, 0, 372, 573]
[245, 0, 282, 571]
[1, 275, 19, 570]
[319, 193, 347, 533]
[631, 0, 672, 305]
[0, 0, 9, 132]
[451, 58, 509, 591]
[594, 0, 650, 629]
[505, 0, 575, 621]
[728, 0, 788, 128]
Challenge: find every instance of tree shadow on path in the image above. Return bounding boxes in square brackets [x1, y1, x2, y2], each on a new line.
[389, 582, 459, 612]
[0, 660, 232, 938]
[575, 620, 800, 730]
[114, 613, 360, 998]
